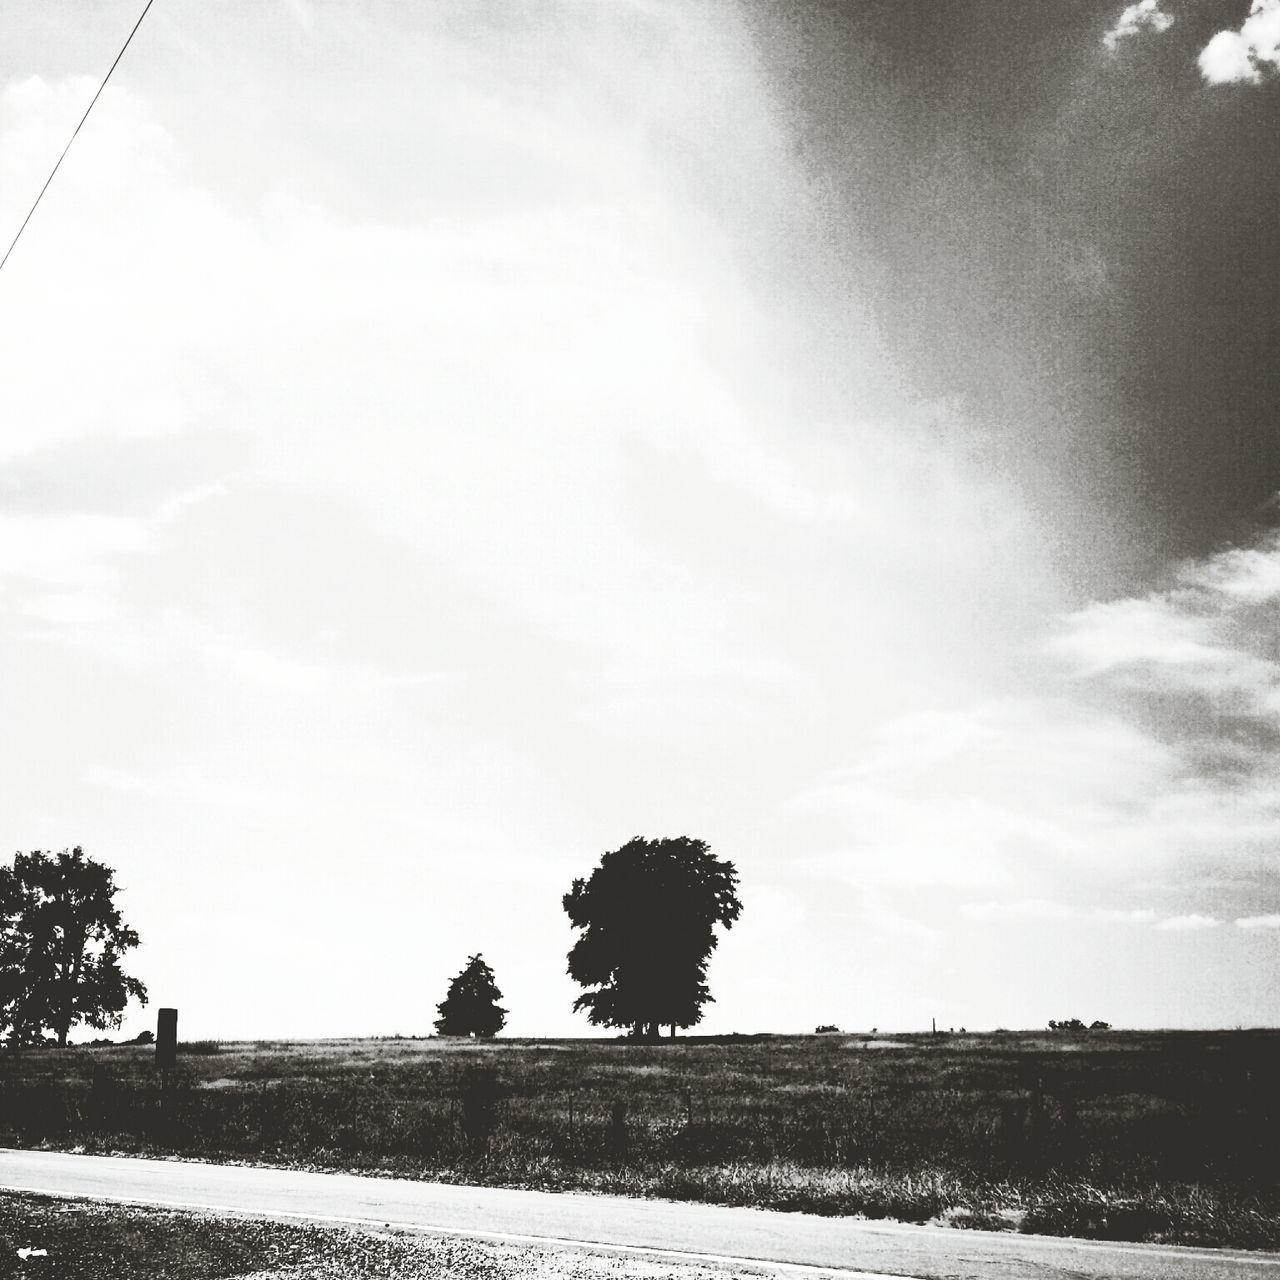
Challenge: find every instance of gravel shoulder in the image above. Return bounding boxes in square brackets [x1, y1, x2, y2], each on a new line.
[0, 1191, 796, 1280]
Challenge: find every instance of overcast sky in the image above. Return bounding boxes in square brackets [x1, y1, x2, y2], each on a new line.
[2, 0, 1278, 1039]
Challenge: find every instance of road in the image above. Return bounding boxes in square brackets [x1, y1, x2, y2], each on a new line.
[1, 1149, 1278, 1279]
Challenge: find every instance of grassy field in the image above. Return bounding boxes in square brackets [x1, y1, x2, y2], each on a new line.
[1, 1030, 1277, 1250]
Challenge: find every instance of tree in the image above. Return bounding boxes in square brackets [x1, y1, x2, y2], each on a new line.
[0, 848, 147, 1048]
[563, 835, 741, 1040]
[434, 954, 506, 1037]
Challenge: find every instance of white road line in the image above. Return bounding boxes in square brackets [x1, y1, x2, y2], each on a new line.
[0, 1182, 916, 1280]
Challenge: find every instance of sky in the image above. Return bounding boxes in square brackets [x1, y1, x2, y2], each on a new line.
[1, 0, 1278, 1039]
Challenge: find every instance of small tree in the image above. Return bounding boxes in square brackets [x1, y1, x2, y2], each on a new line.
[435, 954, 506, 1038]
[0, 848, 148, 1048]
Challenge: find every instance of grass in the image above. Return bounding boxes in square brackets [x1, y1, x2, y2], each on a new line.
[1, 1029, 1277, 1249]
[0, 1191, 760, 1279]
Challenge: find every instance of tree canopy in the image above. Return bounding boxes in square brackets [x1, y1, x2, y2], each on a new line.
[563, 835, 741, 1040]
[434, 954, 506, 1038]
[0, 848, 148, 1047]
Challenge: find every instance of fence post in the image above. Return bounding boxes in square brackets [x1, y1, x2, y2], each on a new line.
[609, 1099, 628, 1156]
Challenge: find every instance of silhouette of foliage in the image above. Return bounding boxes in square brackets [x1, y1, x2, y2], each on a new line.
[563, 835, 741, 1040]
[0, 847, 147, 1048]
[434, 954, 506, 1038]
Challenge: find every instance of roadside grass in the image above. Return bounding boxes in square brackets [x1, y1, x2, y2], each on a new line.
[2, 1030, 1278, 1249]
[0, 1191, 761, 1280]
[0, 1189, 337, 1279]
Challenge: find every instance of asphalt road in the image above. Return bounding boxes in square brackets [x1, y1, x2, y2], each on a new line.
[1, 1149, 1278, 1279]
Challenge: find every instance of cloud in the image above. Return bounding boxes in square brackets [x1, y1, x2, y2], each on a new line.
[1156, 914, 1222, 930]
[1182, 536, 1280, 604]
[961, 899, 1076, 922]
[1050, 530, 1280, 726]
[1043, 526, 1280, 918]
[1094, 907, 1158, 923]
[1104, 0, 1174, 50]
[0, 56, 1071, 823]
[1199, 0, 1280, 83]
[0, 485, 229, 630]
[797, 519, 1280, 928]
[87, 765, 307, 819]
[1236, 913, 1280, 928]
[0, 514, 151, 588]
[790, 698, 1183, 894]
[194, 636, 331, 697]
[959, 901, 1167, 926]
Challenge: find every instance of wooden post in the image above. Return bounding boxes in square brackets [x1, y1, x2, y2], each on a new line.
[156, 1008, 177, 1141]
[156, 1008, 177, 1072]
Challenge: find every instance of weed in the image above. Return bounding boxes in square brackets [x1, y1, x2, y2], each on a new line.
[2, 1030, 1277, 1247]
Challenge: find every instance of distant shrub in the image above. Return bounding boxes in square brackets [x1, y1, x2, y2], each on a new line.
[814, 1024, 841, 1034]
[133, 1030, 154, 1045]
[1090, 1021, 1112, 1031]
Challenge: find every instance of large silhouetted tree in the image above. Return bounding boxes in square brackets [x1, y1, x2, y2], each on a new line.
[434, 954, 507, 1037]
[0, 848, 148, 1048]
[563, 836, 741, 1040]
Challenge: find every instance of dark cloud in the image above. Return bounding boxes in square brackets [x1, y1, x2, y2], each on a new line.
[747, 0, 1280, 588]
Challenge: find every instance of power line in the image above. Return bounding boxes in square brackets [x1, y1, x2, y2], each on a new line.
[0, 0, 157, 278]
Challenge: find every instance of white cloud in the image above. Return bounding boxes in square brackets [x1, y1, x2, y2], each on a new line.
[19, 590, 119, 625]
[796, 520, 1280, 930]
[1048, 596, 1270, 704]
[87, 765, 306, 819]
[1236, 913, 1280, 929]
[1157, 914, 1222, 931]
[194, 636, 331, 697]
[791, 698, 1182, 893]
[1050, 533, 1280, 720]
[0, 484, 231, 631]
[0, 514, 151, 587]
[1104, 0, 1175, 51]
[1183, 534, 1280, 603]
[1199, 0, 1280, 83]
[1094, 907, 1158, 923]
[961, 899, 1076, 922]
